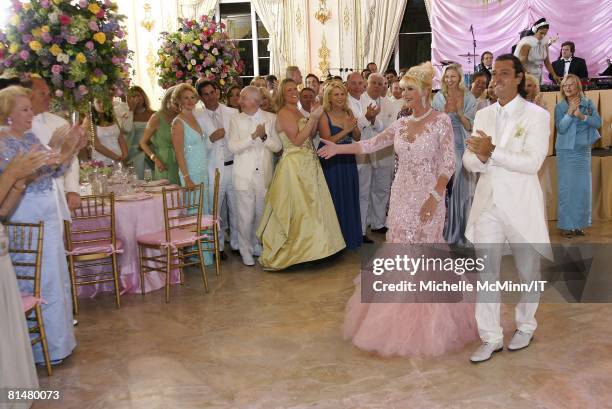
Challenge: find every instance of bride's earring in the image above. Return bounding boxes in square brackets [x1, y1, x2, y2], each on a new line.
[6, 117, 12, 126]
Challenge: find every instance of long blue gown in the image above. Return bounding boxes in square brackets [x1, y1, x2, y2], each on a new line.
[318, 112, 362, 249]
[0, 132, 76, 363]
[175, 117, 213, 265]
[554, 97, 602, 230]
[432, 90, 477, 246]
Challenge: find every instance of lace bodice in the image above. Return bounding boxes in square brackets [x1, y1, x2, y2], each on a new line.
[0, 132, 66, 194]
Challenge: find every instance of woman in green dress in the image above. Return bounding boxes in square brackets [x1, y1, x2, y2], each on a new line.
[257, 79, 345, 270]
[126, 86, 155, 179]
[139, 86, 180, 184]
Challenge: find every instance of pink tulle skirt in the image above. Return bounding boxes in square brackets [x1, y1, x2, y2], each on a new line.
[343, 276, 479, 358]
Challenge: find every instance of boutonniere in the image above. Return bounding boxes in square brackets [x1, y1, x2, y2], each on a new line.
[514, 125, 525, 138]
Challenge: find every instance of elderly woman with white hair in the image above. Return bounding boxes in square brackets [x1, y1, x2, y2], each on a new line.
[227, 86, 281, 266]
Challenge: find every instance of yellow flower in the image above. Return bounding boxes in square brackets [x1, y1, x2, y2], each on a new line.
[220, 79, 225, 86]
[93, 32, 106, 44]
[9, 15, 20, 26]
[9, 43, 19, 54]
[88, 4, 101, 14]
[23, 3, 31, 10]
[52, 0, 62, 4]
[29, 41, 42, 52]
[75, 53, 87, 64]
[31, 28, 42, 38]
[41, 26, 50, 33]
[194, 39, 201, 46]
[49, 44, 62, 56]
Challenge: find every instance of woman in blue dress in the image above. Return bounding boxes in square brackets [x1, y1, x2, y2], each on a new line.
[555, 74, 601, 237]
[0, 86, 83, 365]
[171, 84, 213, 265]
[318, 82, 362, 249]
[126, 86, 155, 179]
[432, 63, 477, 246]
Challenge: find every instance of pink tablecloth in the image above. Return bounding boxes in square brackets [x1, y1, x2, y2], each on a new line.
[75, 195, 180, 298]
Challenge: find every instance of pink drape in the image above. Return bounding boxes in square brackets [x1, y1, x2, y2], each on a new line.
[431, 0, 612, 84]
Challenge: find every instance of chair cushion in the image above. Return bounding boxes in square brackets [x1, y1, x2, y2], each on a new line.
[137, 228, 199, 247]
[67, 239, 123, 256]
[21, 295, 41, 312]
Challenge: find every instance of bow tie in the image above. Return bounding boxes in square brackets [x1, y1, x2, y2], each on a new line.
[564, 59, 572, 63]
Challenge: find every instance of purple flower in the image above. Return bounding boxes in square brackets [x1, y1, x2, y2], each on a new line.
[41, 32, 52, 43]
[85, 41, 94, 50]
[51, 64, 62, 74]
[40, 0, 50, 8]
[66, 35, 78, 44]
[64, 80, 75, 88]
[88, 21, 99, 31]
[79, 0, 88, 7]
[19, 50, 29, 60]
[22, 34, 33, 43]
[94, 68, 103, 77]
[111, 56, 122, 65]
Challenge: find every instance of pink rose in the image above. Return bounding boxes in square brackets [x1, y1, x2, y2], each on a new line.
[176, 71, 184, 78]
[55, 89, 63, 97]
[41, 32, 52, 43]
[96, 10, 105, 19]
[40, 0, 50, 8]
[85, 41, 94, 50]
[66, 35, 78, 44]
[51, 64, 62, 74]
[79, 0, 88, 8]
[78, 85, 88, 95]
[19, 50, 29, 60]
[88, 21, 99, 31]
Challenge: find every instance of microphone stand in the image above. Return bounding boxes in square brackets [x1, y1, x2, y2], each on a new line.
[470, 25, 477, 72]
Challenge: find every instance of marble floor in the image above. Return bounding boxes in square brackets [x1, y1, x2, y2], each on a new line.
[34, 221, 612, 409]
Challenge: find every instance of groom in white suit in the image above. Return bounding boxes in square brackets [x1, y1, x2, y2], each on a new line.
[228, 86, 282, 266]
[463, 54, 552, 363]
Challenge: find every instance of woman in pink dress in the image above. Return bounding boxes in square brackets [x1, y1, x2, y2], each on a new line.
[318, 62, 478, 357]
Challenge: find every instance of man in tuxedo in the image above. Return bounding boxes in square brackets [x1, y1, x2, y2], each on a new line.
[227, 86, 281, 266]
[464, 54, 552, 363]
[476, 51, 493, 84]
[194, 80, 239, 259]
[550, 41, 589, 80]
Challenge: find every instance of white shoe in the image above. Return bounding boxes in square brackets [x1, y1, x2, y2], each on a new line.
[508, 330, 533, 351]
[470, 341, 503, 363]
[241, 254, 255, 266]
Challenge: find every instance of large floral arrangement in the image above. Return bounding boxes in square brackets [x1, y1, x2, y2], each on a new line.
[156, 15, 244, 91]
[0, 0, 132, 112]
[79, 160, 112, 182]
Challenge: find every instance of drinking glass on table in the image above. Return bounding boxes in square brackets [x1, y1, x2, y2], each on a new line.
[143, 168, 152, 183]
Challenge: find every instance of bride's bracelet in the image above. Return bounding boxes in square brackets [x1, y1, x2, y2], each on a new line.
[429, 190, 441, 202]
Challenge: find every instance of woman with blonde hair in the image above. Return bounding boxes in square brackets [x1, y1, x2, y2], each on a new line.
[555, 74, 601, 237]
[139, 86, 180, 184]
[256, 78, 345, 270]
[319, 62, 477, 357]
[432, 63, 477, 246]
[0, 86, 85, 366]
[317, 81, 362, 249]
[524, 73, 547, 109]
[125, 86, 155, 179]
[258, 86, 275, 113]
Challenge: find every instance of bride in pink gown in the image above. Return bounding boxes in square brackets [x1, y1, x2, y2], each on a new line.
[318, 62, 478, 357]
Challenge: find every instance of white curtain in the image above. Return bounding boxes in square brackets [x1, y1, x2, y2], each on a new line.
[424, 0, 432, 21]
[251, 0, 287, 77]
[179, 0, 219, 19]
[361, 0, 408, 71]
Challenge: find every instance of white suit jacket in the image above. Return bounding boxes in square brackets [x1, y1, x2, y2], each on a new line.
[463, 96, 552, 258]
[349, 93, 383, 165]
[194, 103, 238, 182]
[227, 110, 281, 190]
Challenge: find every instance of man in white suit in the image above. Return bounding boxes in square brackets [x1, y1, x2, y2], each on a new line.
[463, 54, 552, 363]
[347, 72, 383, 243]
[195, 80, 239, 259]
[228, 86, 282, 266]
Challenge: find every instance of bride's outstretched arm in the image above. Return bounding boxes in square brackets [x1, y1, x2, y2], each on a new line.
[318, 120, 397, 159]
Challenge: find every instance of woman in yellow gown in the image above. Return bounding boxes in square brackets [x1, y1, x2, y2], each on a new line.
[257, 79, 345, 270]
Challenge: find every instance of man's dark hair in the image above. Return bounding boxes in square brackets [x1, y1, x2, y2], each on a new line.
[305, 74, 320, 84]
[266, 74, 277, 83]
[495, 54, 526, 98]
[384, 68, 398, 76]
[561, 41, 575, 54]
[480, 51, 493, 64]
[196, 79, 219, 96]
[471, 71, 488, 82]
[299, 87, 316, 97]
[366, 62, 377, 70]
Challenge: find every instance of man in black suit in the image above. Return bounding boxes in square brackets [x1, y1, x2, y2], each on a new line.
[476, 51, 493, 84]
[550, 41, 589, 80]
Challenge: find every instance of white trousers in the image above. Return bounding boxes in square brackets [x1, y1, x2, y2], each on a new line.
[472, 204, 541, 343]
[216, 165, 238, 252]
[234, 172, 266, 259]
[369, 164, 393, 230]
[357, 162, 372, 235]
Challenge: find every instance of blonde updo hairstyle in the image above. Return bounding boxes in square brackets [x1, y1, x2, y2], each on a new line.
[399, 61, 434, 104]
[0, 86, 31, 125]
[171, 83, 198, 112]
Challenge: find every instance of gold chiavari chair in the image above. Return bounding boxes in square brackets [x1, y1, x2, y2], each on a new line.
[137, 183, 208, 303]
[197, 168, 221, 277]
[6, 221, 52, 376]
[64, 193, 121, 315]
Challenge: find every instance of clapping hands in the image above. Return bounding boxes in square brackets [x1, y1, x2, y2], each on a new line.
[365, 103, 381, 124]
[3, 151, 50, 182]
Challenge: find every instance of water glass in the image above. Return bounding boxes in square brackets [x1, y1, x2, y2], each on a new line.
[144, 168, 153, 183]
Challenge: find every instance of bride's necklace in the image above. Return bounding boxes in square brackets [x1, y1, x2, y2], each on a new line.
[409, 108, 433, 121]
